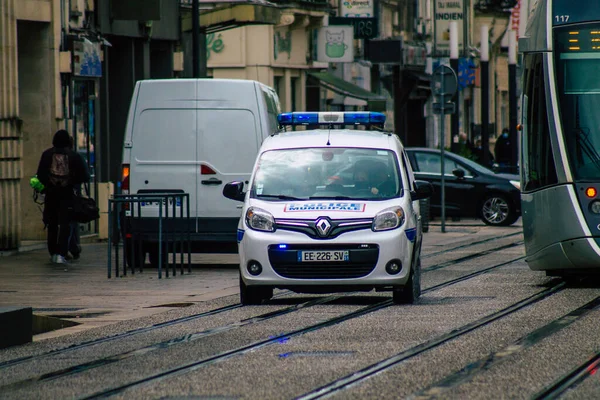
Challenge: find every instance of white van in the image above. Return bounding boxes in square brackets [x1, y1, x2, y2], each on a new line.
[121, 79, 281, 265]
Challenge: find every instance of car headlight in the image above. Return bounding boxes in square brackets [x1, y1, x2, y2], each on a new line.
[510, 180, 521, 190]
[372, 206, 405, 232]
[245, 207, 275, 232]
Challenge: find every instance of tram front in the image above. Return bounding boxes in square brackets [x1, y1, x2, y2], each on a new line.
[520, 0, 600, 273]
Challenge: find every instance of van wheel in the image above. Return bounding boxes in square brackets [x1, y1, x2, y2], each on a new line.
[393, 256, 421, 305]
[240, 274, 272, 305]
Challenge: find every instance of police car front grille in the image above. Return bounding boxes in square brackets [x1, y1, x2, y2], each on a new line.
[268, 244, 378, 279]
[275, 218, 372, 239]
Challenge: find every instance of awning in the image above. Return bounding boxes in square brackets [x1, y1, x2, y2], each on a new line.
[308, 72, 385, 102]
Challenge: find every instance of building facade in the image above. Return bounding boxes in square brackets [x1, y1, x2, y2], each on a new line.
[1, 0, 521, 250]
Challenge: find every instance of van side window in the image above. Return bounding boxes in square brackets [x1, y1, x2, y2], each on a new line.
[262, 88, 281, 134]
[401, 151, 415, 192]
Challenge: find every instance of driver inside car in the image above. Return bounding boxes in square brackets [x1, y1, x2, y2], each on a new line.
[353, 161, 396, 197]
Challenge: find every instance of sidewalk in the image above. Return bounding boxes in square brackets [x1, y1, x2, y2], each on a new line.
[0, 218, 522, 341]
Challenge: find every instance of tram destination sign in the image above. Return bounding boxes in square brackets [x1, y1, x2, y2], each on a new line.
[553, 0, 600, 25]
[329, 17, 379, 39]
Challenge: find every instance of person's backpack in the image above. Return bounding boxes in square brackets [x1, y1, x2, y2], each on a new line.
[48, 150, 70, 187]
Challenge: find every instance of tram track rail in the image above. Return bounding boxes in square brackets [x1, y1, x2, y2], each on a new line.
[295, 278, 566, 400]
[533, 349, 600, 400]
[405, 295, 600, 400]
[70, 256, 527, 399]
[422, 231, 522, 259]
[0, 294, 341, 389]
[0, 237, 524, 373]
[0, 291, 289, 370]
[0, 255, 525, 393]
[423, 241, 524, 272]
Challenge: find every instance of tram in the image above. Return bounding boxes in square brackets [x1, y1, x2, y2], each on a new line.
[519, 1, 600, 274]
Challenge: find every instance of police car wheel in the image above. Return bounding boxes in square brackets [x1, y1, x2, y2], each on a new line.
[240, 275, 272, 305]
[392, 256, 421, 305]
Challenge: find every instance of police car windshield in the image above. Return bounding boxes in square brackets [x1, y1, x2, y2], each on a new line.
[251, 147, 402, 201]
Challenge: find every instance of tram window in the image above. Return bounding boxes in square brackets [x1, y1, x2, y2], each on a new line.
[522, 53, 558, 192]
[560, 54, 600, 94]
[555, 24, 600, 180]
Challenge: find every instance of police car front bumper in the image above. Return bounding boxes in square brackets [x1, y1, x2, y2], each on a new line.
[238, 227, 415, 289]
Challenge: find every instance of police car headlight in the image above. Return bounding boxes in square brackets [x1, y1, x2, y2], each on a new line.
[372, 206, 405, 232]
[245, 207, 275, 232]
[510, 180, 521, 190]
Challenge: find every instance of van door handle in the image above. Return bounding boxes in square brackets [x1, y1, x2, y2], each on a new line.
[201, 178, 222, 185]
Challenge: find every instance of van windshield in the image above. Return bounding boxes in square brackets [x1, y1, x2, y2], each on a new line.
[250, 147, 402, 201]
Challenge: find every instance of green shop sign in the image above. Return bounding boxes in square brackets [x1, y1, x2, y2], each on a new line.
[206, 33, 225, 59]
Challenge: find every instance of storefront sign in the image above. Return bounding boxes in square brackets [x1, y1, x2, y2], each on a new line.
[73, 39, 102, 77]
[510, 0, 522, 37]
[340, 0, 374, 17]
[206, 33, 225, 60]
[317, 26, 354, 63]
[329, 17, 378, 39]
[434, 0, 465, 53]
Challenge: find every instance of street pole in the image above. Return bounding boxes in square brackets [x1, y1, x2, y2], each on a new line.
[191, 0, 208, 78]
[440, 67, 446, 234]
[508, 30, 518, 171]
[480, 25, 490, 167]
[450, 21, 460, 154]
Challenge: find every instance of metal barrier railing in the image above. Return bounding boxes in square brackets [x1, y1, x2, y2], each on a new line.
[107, 193, 191, 279]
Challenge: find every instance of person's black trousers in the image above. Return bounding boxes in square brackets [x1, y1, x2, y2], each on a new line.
[47, 222, 70, 257]
[43, 188, 73, 257]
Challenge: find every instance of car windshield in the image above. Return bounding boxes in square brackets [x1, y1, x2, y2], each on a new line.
[251, 147, 402, 201]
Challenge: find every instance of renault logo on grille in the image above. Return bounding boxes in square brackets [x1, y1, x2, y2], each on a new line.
[315, 218, 332, 237]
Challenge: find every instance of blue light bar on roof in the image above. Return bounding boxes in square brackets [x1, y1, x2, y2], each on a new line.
[277, 112, 386, 127]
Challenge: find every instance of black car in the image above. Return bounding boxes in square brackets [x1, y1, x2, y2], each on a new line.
[405, 148, 521, 226]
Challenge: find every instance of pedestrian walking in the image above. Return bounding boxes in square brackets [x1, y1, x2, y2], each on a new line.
[36, 129, 88, 264]
[494, 128, 512, 166]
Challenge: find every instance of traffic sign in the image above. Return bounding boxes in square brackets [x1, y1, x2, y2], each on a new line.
[432, 102, 456, 115]
[431, 65, 458, 101]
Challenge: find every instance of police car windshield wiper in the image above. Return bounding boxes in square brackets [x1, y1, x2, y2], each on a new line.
[256, 194, 305, 201]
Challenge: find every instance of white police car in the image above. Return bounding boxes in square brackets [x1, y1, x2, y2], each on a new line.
[223, 112, 433, 305]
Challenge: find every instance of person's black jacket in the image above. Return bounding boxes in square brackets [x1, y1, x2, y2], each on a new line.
[36, 130, 87, 192]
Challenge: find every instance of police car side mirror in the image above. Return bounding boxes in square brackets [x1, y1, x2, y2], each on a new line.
[411, 180, 433, 201]
[223, 181, 245, 202]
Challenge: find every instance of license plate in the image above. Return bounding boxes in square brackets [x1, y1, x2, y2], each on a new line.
[298, 250, 349, 262]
